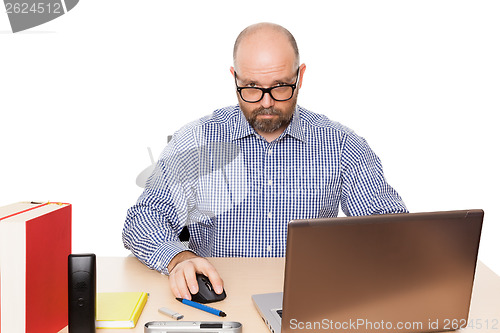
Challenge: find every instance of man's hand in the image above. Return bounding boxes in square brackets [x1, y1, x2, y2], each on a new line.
[167, 251, 224, 300]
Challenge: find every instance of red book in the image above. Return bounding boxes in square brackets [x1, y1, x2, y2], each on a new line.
[0, 202, 72, 333]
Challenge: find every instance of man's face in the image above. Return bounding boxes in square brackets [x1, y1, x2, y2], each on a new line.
[235, 68, 299, 134]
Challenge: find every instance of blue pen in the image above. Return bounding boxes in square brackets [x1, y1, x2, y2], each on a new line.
[176, 298, 227, 317]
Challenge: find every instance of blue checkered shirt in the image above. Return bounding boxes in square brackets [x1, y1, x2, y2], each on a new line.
[123, 105, 407, 274]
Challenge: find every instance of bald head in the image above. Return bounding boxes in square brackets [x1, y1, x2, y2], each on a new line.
[233, 22, 300, 72]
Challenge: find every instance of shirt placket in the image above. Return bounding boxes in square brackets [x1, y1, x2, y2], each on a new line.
[263, 142, 276, 257]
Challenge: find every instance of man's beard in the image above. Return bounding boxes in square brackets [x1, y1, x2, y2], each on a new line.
[241, 101, 296, 133]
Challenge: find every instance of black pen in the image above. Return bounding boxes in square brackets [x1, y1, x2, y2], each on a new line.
[176, 298, 227, 317]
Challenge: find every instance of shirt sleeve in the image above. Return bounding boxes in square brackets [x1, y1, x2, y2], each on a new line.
[122, 132, 198, 275]
[340, 133, 408, 216]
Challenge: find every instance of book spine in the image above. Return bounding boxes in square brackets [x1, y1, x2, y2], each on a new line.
[132, 292, 149, 326]
[26, 204, 71, 333]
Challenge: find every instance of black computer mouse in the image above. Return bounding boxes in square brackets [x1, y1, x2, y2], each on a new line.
[190, 274, 227, 303]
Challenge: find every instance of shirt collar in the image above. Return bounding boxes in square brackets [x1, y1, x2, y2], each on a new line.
[281, 106, 307, 143]
[230, 105, 307, 143]
[230, 105, 256, 141]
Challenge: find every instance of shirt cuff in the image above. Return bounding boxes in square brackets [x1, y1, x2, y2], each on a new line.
[148, 241, 195, 275]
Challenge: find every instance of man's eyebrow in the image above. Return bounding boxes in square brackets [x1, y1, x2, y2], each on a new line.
[272, 76, 295, 84]
[238, 77, 259, 85]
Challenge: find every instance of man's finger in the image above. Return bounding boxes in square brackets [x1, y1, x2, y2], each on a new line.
[203, 264, 224, 295]
[174, 268, 192, 300]
[168, 272, 182, 298]
[183, 262, 199, 295]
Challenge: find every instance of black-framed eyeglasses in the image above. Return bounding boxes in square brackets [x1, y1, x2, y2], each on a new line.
[234, 68, 300, 103]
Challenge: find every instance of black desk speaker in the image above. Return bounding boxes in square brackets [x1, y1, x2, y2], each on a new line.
[68, 253, 96, 333]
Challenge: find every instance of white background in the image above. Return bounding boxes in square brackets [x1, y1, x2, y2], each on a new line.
[1, 1, 499, 274]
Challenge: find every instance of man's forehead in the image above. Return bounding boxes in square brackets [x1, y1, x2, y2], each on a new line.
[234, 48, 296, 82]
[236, 65, 297, 84]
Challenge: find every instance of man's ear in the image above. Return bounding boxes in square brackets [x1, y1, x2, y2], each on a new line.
[298, 63, 306, 89]
[230, 66, 235, 77]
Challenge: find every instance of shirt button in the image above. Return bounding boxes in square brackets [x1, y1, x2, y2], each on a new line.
[267, 212, 272, 219]
[268, 149, 272, 155]
[267, 245, 272, 252]
[268, 179, 273, 186]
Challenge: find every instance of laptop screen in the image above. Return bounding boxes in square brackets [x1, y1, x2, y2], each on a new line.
[280, 210, 483, 333]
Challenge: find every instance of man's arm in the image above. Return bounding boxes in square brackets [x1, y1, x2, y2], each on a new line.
[123, 191, 224, 299]
[340, 134, 408, 216]
[122, 132, 224, 298]
[122, 155, 193, 274]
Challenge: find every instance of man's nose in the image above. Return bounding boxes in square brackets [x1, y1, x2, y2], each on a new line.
[260, 91, 275, 109]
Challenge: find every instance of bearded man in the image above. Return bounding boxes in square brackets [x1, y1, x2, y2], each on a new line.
[123, 22, 407, 300]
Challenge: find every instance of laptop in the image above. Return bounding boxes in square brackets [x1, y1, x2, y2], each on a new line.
[252, 210, 484, 333]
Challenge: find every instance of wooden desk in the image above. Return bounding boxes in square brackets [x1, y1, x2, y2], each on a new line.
[59, 257, 500, 333]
